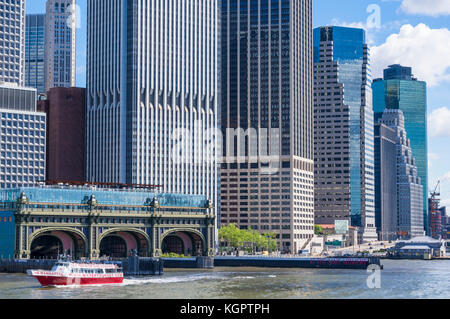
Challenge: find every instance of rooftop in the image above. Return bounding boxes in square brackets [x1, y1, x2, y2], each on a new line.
[0, 187, 208, 208]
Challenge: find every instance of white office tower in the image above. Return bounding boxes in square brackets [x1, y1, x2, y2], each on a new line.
[0, 83, 46, 188]
[86, 1, 219, 211]
[45, 0, 77, 90]
[0, 0, 25, 86]
[378, 109, 424, 238]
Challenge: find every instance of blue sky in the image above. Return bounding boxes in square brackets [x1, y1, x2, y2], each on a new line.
[27, 0, 450, 208]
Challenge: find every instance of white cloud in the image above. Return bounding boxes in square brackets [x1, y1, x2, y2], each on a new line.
[428, 107, 450, 138]
[400, 0, 450, 16]
[429, 153, 440, 161]
[443, 172, 450, 183]
[371, 24, 450, 86]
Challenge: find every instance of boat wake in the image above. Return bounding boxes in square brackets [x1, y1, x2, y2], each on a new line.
[123, 273, 227, 286]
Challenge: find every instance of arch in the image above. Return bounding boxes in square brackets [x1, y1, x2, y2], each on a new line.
[30, 235, 63, 260]
[160, 228, 207, 256]
[98, 228, 151, 257]
[28, 227, 88, 259]
[100, 236, 128, 259]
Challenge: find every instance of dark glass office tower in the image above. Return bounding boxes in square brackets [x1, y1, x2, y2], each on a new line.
[220, 0, 314, 253]
[372, 64, 429, 235]
[25, 14, 46, 95]
[313, 26, 377, 243]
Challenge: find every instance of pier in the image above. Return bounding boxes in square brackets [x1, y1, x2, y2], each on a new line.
[162, 256, 382, 270]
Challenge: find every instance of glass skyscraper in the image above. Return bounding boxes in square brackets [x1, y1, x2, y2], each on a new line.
[0, 0, 25, 86]
[25, 14, 46, 95]
[372, 64, 428, 235]
[314, 26, 377, 243]
[220, 0, 315, 252]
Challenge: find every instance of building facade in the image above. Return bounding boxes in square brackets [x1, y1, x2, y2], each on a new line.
[25, 14, 46, 95]
[378, 109, 424, 239]
[86, 1, 219, 229]
[0, 0, 25, 86]
[373, 64, 428, 235]
[0, 186, 215, 259]
[0, 84, 46, 189]
[44, 0, 76, 90]
[313, 26, 377, 243]
[220, 0, 315, 253]
[374, 123, 397, 241]
[37, 87, 85, 182]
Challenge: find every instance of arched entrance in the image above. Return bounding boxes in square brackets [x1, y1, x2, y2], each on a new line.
[162, 236, 184, 254]
[99, 230, 150, 258]
[161, 231, 205, 256]
[29, 230, 87, 259]
[31, 235, 63, 259]
[100, 236, 127, 258]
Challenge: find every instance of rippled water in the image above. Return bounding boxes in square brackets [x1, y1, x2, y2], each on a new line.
[0, 260, 449, 299]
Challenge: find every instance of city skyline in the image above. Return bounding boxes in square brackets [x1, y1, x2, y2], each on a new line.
[25, 0, 450, 211]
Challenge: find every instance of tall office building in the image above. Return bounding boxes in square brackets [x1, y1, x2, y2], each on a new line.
[373, 64, 428, 234]
[0, 84, 46, 188]
[314, 26, 377, 243]
[45, 0, 76, 91]
[0, 0, 25, 86]
[25, 14, 46, 95]
[376, 109, 424, 239]
[220, 0, 314, 252]
[86, 1, 219, 220]
[37, 87, 85, 182]
[374, 121, 397, 241]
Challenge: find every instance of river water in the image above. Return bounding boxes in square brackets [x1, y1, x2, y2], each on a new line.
[0, 260, 449, 299]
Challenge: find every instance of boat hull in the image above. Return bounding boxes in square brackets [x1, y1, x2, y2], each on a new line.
[29, 271, 123, 287]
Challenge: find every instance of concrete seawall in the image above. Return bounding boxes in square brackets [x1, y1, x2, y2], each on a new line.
[162, 256, 382, 270]
[213, 257, 382, 269]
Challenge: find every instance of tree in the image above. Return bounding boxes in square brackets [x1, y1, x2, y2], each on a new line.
[218, 225, 278, 253]
[314, 225, 323, 236]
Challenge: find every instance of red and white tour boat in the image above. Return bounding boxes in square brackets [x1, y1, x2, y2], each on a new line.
[27, 261, 124, 287]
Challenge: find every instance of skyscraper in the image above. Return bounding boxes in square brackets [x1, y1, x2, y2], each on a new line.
[45, 0, 76, 90]
[86, 1, 219, 217]
[25, 14, 46, 95]
[0, 84, 47, 188]
[376, 110, 424, 240]
[313, 26, 378, 243]
[0, 0, 25, 86]
[37, 87, 85, 182]
[220, 0, 314, 252]
[372, 64, 428, 235]
[374, 121, 397, 241]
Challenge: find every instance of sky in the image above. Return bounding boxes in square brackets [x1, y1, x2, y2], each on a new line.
[27, 0, 450, 209]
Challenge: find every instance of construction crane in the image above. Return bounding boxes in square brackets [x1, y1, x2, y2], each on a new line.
[430, 180, 441, 239]
[430, 180, 441, 200]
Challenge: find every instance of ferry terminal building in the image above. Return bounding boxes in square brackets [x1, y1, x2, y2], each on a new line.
[0, 186, 216, 259]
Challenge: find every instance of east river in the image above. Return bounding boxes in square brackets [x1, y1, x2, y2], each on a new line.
[0, 260, 449, 299]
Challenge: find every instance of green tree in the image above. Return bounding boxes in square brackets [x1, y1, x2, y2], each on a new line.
[219, 226, 278, 253]
[314, 225, 323, 236]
